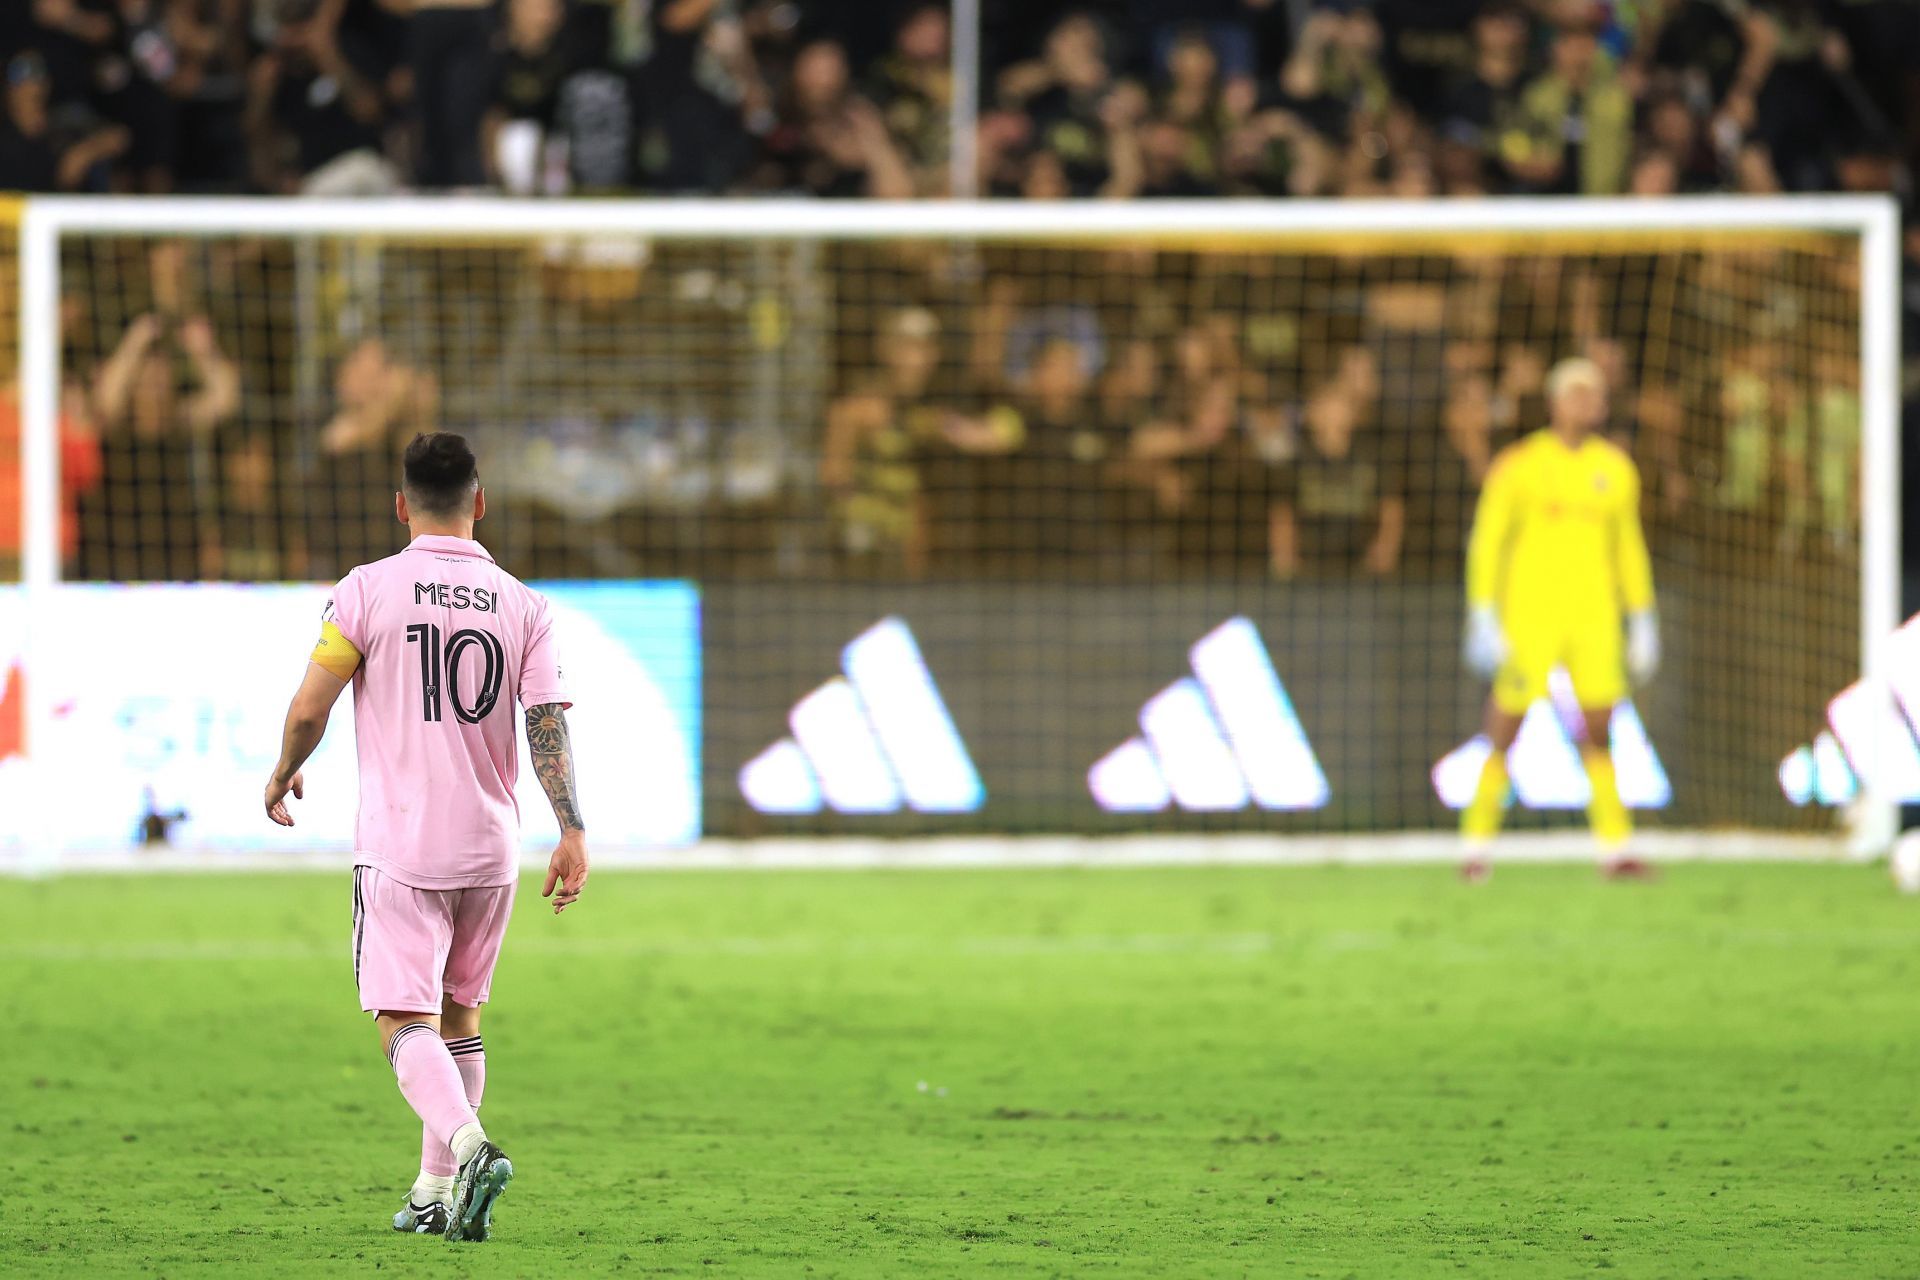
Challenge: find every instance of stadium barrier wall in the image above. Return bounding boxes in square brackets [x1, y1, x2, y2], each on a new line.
[0, 571, 1879, 864]
[0, 582, 699, 856]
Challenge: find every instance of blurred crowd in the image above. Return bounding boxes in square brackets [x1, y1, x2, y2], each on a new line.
[0, 229, 1876, 586]
[813, 241, 1868, 583]
[0, 0, 1912, 200]
[0, 0, 1912, 589]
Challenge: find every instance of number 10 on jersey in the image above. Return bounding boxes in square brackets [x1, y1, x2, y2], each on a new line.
[406, 623, 506, 723]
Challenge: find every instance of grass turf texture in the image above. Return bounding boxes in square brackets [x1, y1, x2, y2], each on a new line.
[1, 863, 1916, 1277]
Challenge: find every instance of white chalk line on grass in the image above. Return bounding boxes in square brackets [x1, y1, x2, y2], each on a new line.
[0, 831, 1861, 878]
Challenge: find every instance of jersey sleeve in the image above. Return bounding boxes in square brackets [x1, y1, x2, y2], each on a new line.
[1612, 459, 1655, 614]
[519, 595, 572, 710]
[311, 574, 366, 680]
[1464, 451, 1516, 609]
[325, 571, 368, 652]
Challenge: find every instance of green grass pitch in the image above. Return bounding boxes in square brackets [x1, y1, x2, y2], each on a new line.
[2, 862, 1917, 1277]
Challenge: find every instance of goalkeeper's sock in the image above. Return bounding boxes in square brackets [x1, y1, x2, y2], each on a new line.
[421, 1035, 487, 1180]
[1582, 747, 1631, 852]
[1461, 751, 1511, 847]
[388, 1023, 484, 1165]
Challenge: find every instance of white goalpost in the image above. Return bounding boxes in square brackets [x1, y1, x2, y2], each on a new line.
[7, 194, 1902, 869]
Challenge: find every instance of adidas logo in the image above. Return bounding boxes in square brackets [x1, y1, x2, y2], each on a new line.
[1431, 669, 1671, 810]
[1782, 612, 1920, 806]
[1779, 730, 1858, 806]
[739, 617, 984, 815]
[1089, 617, 1330, 813]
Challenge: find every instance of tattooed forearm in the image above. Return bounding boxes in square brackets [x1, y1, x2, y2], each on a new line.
[525, 702, 585, 832]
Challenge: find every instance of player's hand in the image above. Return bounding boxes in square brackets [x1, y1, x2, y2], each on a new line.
[543, 829, 589, 915]
[1463, 606, 1506, 678]
[264, 770, 304, 827]
[1627, 610, 1660, 684]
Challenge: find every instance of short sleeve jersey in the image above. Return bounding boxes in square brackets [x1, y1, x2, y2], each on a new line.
[317, 535, 569, 889]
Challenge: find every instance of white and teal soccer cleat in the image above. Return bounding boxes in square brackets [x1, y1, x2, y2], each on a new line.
[392, 1199, 451, 1235]
[446, 1141, 513, 1242]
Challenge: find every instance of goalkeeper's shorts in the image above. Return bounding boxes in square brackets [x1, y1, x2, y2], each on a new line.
[1494, 611, 1625, 715]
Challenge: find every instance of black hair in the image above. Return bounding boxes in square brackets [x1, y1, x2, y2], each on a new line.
[401, 432, 479, 517]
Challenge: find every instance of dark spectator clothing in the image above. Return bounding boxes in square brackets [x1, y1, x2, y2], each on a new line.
[0, 0, 1909, 200]
[1752, 3, 1854, 190]
[1652, 0, 1749, 103]
[271, 49, 385, 175]
[1278, 429, 1404, 572]
[1373, 0, 1482, 119]
[646, 3, 705, 94]
[866, 54, 947, 172]
[759, 113, 871, 197]
[1186, 426, 1289, 569]
[1276, 45, 1390, 144]
[1026, 86, 1116, 195]
[26, 0, 114, 110]
[0, 118, 60, 191]
[987, 396, 1125, 565]
[567, 0, 618, 65]
[1407, 439, 1485, 578]
[100, 2, 182, 179]
[1440, 67, 1525, 152]
[338, 0, 409, 84]
[493, 40, 574, 126]
[169, 0, 251, 191]
[410, 6, 495, 187]
[1829, 0, 1920, 128]
[637, 0, 737, 191]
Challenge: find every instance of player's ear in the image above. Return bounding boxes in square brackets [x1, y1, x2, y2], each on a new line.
[395, 490, 409, 526]
[473, 486, 487, 524]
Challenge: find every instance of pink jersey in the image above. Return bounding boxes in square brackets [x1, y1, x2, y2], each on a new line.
[325, 535, 569, 890]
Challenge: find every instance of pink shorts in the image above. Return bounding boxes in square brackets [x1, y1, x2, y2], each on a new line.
[351, 865, 516, 1014]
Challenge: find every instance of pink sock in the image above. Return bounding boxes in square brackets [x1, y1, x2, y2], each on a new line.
[388, 1023, 479, 1154]
[421, 1035, 486, 1177]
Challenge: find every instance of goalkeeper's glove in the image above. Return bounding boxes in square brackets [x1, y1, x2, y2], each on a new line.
[1627, 610, 1660, 684]
[1463, 605, 1507, 678]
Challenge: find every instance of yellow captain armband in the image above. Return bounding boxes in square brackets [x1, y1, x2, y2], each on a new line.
[310, 619, 362, 681]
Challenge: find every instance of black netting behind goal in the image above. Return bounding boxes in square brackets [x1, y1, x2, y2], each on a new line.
[43, 223, 1865, 839]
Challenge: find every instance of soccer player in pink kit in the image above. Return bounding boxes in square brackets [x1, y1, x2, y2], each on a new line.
[262, 432, 589, 1243]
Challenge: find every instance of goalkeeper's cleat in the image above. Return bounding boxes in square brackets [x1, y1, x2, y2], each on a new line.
[446, 1140, 513, 1242]
[1601, 855, 1657, 881]
[392, 1199, 451, 1235]
[1459, 856, 1491, 885]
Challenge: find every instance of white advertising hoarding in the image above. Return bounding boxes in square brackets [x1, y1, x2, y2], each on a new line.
[0, 583, 699, 856]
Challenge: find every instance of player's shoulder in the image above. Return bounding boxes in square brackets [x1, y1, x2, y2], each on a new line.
[489, 565, 553, 616]
[348, 547, 414, 584]
[325, 561, 372, 608]
[1486, 433, 1543, 482]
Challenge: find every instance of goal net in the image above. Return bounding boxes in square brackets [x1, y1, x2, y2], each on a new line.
[4, 198, 1900, 859]
[0, 202, 18, 589]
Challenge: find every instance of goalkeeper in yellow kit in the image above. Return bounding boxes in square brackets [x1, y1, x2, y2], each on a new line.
[1460, 357, 1659, 880]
